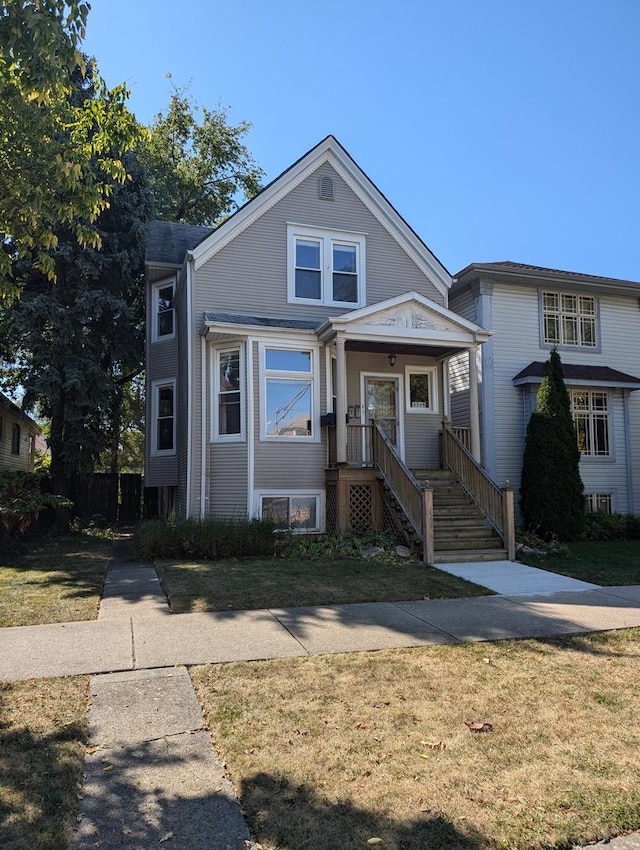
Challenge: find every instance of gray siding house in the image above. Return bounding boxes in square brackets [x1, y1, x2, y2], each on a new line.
[144, 137, 640, 556]
[449, 262, 640, 517]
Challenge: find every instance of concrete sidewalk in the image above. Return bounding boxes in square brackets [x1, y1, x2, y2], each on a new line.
[3, 555, 640, 849]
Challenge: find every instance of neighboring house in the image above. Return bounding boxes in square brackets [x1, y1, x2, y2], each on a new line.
[0, 392, 41, 473]
[144, 136, 495, 558]
[144, 136, 640, 559]
[449, 262, 640, 517]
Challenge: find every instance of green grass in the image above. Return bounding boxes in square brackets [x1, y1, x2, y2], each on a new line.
[519, 539, 640, 586]
[155, 556, 491, 613]
[0, 532, 112, 626]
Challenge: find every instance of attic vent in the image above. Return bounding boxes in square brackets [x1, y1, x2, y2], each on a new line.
[318, 175, 334, 201]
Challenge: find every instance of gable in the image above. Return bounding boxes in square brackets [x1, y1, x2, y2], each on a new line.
[192, 137, 451, 307]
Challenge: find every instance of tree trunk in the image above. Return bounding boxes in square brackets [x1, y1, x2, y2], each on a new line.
[49, 389, 71, 531]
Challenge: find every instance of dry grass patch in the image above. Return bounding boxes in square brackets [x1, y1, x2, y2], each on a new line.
[156, 557, 489, 613]
[192, 629, 640, 850]
[0, 533, 112, 626]
[0, 676, 89, 850]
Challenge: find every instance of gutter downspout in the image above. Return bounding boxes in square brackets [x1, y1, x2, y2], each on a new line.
[200, 335, 207, 519]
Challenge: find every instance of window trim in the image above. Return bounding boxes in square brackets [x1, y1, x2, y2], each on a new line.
[539, 289, 601, 352]
[151, 379, 176, 456]
[259, 341, 320, 443]
[11, 422, 20, 455]
[570, 388, 612, 459]
[287, 224, 366, 308]
[405, 365, 438, 414]
[211, 344, 245, 442]
[255, 489, 324, 533]
[585, 492, 614, 514]
[152, 278, 176, 342]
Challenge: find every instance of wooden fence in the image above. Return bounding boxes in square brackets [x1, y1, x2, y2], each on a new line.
[70, 473, 142, 523]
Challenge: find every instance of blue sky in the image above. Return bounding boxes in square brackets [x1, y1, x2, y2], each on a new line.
[84, 0, 640, 280]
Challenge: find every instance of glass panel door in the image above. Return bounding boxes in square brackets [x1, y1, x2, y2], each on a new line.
[365, 377, 399, 447]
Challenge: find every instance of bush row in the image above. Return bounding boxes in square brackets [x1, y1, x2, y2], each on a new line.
[582, 511, 640, 541]
[0, 470, 70, 540]
[131, 517, 277, 561]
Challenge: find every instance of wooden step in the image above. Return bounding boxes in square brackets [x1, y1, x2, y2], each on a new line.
[435, 536, 503, 551]
[434, 548, 509, 564]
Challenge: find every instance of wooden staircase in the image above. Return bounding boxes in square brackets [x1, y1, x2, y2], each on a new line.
[410, 469, 507, 563]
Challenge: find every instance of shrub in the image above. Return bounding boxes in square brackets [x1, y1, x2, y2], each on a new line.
[0, 470, 70, 540]
[278, 530, 400, 561]
[582, 512, 640, 541]
[132, 516, 276, 561]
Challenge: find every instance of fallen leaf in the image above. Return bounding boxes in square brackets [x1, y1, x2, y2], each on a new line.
[420, 740, 446, 750]
[418, 753, 429, 760]
[159, 832, 174, 843]
[214, 786, 223, 793]
[355, 721, 368, 729]
[102, 764, 114, 771]
[464, 721, 493, 732]
[368, 839, 383, 846]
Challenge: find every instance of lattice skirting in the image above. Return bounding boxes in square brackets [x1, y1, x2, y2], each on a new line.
[349, 483, 373, 532]
[326, 484, 338, 533]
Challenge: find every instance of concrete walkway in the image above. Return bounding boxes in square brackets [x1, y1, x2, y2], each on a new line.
[3, 555, 640, 849]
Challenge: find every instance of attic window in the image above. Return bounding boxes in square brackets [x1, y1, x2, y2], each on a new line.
[318, 175, 334, 201]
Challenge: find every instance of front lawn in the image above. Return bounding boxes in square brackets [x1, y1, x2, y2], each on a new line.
[192, 628, 640, 850]
[155, 556, 490, 613]
[519, 539, 640, 586]
[0, 676, 89, 850]
[0, 532, 112, 627]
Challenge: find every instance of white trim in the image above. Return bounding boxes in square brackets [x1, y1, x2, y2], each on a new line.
[185, 258, 193, 517]
[286, 224, 366, 308]
[189, 137, 452, 297]
[210, 342, 246, 442]
[200, 336, 207, 519]
[405, 365, 439, 414]
[150, 378, 176, 456]
[360, 371, 405, 460]
[151, 277, 176, 342]
[254, 488, 325, 533]
[258, 340, 321, 443]
[246, 338, 255, 519]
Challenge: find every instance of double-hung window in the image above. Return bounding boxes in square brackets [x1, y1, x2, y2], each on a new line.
[152, 380, 176, 454]
[214, 347, 243, 439]
[152, 280, 175, 341]
[262, 346, 316, 439]
[571, 390, 610, 456]
[542, 291, 597, 347]
[288, 225, 365, 307]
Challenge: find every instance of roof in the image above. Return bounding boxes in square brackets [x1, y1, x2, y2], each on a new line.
[0, 392, 41, 432]
[513, 362, 640, 389]
[145, 221, 214, 266]
[453, 260, 640, 298]
[202, 312, 320, 331]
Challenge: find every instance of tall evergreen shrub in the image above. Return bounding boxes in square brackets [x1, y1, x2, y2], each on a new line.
[520, 349, 585, 540]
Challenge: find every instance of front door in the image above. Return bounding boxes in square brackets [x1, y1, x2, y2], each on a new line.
[364, 375, 403, 456]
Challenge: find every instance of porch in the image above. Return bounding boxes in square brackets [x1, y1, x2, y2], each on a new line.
[325, 421, 515, 565]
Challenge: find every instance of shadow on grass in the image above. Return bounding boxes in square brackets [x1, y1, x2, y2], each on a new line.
[241, 771, 484, 850]
[0, 718, 87, 850]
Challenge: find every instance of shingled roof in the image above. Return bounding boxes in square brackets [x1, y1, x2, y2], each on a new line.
[513, 362, 640, 388]
[145, 221, 214, 266]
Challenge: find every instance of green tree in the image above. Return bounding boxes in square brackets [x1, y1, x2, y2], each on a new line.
[0, 1, 141, 291]
[520, 349, 585, 540]
[140, 85, 263, 225]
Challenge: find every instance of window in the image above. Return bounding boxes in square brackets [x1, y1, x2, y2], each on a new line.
[405, 366, 438, 414]
[571, 390, 610, 456]
[263, 346, 316, 439]
[287, 225, 366, 307]
[152, 280, 175, 341]
[11, 423, 20, 455]
[585, 493, 613, 514]
[214, 347, 243, 439]
[152, 380, 175, 454]
[259, 493, 321, 532]
[542, 291, 597, 347]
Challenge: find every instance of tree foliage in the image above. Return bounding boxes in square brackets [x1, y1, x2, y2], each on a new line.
[0, 1, 142, 291]
[139, 85, 264, 225]
[520, 349, 585, 540]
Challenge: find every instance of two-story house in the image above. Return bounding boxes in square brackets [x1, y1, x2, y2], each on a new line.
[144, 136, 640, 559]
[144, 136, 499, 560]
[449, 262, 640, 517]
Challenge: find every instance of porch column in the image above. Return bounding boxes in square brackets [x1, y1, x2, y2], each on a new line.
[335, 335, 348, 464]
[468, 344, 481, 462]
